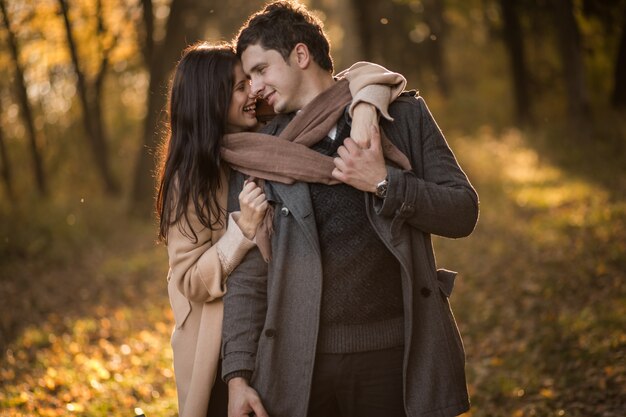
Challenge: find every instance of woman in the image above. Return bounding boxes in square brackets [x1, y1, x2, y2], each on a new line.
[156, 42, 406, 417]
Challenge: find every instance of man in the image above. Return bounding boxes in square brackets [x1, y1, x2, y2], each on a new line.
[222, 2, 479, 417]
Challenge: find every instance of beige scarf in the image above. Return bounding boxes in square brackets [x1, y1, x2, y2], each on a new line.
[221, 79, 411, 261]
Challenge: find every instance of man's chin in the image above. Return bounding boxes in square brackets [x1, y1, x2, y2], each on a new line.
[272, 101, 292, 114]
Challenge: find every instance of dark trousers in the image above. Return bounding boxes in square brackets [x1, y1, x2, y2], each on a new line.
[307, 346, 407, 417]
[207, 359, 228, 417]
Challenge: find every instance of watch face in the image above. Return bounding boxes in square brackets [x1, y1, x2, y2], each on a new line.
[376, 180, 388, 198]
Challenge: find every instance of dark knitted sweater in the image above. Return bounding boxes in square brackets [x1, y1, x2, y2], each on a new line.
[309, 114, 404, 353]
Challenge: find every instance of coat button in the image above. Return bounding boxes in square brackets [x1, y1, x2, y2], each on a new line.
[280, 207, 290, 216]
[420, 287, 432, 298]
[265, 329, 276, 338]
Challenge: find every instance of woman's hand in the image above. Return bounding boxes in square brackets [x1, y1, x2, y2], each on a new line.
[237, 179, 268, 239]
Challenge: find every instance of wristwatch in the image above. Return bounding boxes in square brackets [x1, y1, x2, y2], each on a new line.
[374, 177, 388, 199]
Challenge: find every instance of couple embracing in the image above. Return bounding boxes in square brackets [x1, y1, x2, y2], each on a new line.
[157, 2, 479, 417]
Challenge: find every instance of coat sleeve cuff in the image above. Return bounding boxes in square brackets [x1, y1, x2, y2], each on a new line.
[374, 165, 420, 220]
[223, 370, 253, 384]
[221, 350, 256, 380]
[213, 212, 257, 278]
[339, 61, 407, 121]
[349, 84, 394, 121]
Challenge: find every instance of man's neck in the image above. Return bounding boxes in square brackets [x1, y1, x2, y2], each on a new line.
[296, 71, 335, 110]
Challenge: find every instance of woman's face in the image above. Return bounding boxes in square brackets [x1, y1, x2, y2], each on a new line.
[226, 63, 257, 133]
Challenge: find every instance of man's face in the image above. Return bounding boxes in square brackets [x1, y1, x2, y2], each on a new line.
[241, 43, 303, 114]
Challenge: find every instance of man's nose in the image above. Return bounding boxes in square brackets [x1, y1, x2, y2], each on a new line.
[245, 81, 257, 100]
[250, 76, 264, 97]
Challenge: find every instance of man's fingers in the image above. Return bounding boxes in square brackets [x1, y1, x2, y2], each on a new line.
[332, 167, 347, 183]
[336, 144, 350, 160]
[342, 137, 360, 152]
[333, 156, 348, 173]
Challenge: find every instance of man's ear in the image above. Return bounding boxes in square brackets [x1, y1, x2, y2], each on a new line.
[292, 43, 311, 69]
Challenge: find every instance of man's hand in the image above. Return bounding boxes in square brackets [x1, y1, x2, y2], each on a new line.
[349, 102, 378, 148]
[332, 125, 387, 193]
[228, 377, 269, 417]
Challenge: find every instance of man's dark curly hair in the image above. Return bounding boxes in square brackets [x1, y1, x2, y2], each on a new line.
[235, 1, 334, 73]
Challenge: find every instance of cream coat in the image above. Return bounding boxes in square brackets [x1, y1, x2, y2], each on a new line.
[167, 166, 255, 417]
[165, 62, 407, 417]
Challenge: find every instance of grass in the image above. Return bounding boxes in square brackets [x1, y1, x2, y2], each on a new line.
[1, 121, 625, 416]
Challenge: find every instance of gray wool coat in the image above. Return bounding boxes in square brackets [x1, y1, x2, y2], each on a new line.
[222, 93, 479, 417]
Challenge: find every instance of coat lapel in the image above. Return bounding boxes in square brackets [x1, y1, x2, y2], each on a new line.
[270, 181, 320, 257]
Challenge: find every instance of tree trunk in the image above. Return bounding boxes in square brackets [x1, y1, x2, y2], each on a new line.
[58, 0, 119, 195]
[552, 0, 591, 124]
[0, 122, 13, 200]
[308, 0, 363, 71]
[336, 0, 364, 70]
[500, 0, 532, 124]
[130, 0, 208, 215]
[423, 0, 450, 97]
[350, 0, 376, 63]
[611, 7, 626, 109]
[350, 0, 424, 88]
[0, 0, 46, 196]
[140, 0, 154, 65]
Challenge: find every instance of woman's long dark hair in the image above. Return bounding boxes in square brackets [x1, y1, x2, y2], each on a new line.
[156, 42, 239, 243]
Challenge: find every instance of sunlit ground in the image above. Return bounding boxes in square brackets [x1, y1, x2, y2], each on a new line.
[1, 128, 625, 416]
[442, 128, 626, 417]
[0, 232, 177, 416]
[0, 306, 176, 416]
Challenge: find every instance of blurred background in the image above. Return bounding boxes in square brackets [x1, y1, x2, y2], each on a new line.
[0, 0, 624, 416]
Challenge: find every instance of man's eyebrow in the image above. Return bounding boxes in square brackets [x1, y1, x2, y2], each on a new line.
[249, 63, 265, 73]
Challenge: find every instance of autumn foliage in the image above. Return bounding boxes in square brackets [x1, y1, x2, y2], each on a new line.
[1, 0, 625, 416]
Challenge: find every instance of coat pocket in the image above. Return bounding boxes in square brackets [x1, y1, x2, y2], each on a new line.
[168, 274, 192, 329]
[435, 268, 466, 375]
[436, 268, 457, 298]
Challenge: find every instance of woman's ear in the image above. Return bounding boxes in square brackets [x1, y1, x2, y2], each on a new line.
[292, 43, 311, 69]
